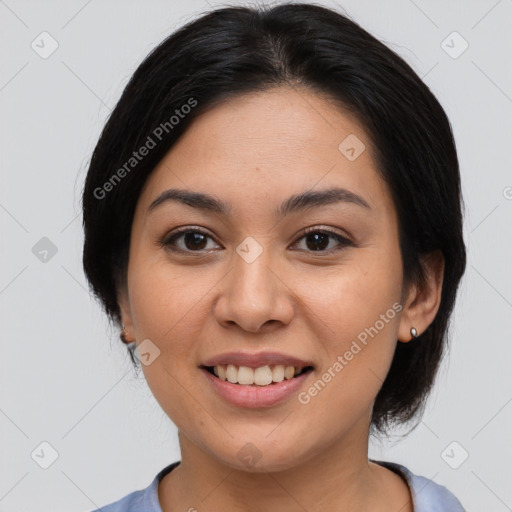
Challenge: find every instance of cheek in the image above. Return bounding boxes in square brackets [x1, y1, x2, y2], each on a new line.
[293, 247, 402, 339]
[127, 255, 219, 400]
[129, 264, 207, 425]
[128, 253, 213, 342]
[292, 249, 402, 400]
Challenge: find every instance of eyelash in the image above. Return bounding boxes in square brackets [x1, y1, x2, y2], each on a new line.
[160, 225, 354, 255]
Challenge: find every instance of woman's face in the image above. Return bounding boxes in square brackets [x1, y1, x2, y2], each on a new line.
[119, 86, 411, 471]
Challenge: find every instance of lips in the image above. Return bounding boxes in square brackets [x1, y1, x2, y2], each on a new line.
[200, 357, 315, 408]
[200, 351, 315, 370]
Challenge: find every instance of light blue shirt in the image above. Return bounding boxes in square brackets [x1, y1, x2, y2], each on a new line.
[91, 459, 466, 511]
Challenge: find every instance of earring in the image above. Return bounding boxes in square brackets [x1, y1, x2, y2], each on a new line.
[410, 327, 419, 338]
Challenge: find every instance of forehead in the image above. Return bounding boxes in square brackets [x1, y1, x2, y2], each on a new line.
[137, 86, 393, 220]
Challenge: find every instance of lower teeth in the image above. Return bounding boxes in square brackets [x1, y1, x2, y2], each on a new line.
[233, 381, 279, 386]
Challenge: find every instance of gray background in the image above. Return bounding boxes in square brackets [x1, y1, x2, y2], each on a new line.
[0, 0, 511, 510]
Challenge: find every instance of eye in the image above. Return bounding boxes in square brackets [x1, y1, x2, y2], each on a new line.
[160, 226, 354, 255]
[291, 226, 354, 253]
[161, 228, 220, 253]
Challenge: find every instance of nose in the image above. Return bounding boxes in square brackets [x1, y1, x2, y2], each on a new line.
[214, 244, 295, 333]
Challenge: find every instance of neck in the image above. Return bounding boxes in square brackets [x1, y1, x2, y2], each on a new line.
[158, 416, 413, 512]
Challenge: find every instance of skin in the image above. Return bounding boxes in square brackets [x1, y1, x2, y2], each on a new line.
[118, 85, 444, 512]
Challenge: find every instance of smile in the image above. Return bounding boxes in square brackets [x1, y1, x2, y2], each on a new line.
[204, 364, 314, 386]
[200, 364, 315, 408]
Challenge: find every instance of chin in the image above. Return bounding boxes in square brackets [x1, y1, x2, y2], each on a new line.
[210, 437, 313, 474]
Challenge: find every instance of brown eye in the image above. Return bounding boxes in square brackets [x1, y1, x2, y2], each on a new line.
[160, 226, 353, 255]
[163, 229, 220, 252]
[292, 227, 353, 253]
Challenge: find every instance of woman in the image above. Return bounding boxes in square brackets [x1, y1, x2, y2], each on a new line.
[82, 3, 467, 511]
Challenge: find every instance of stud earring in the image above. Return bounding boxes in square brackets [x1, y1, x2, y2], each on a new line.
[410, 327, 419, 338]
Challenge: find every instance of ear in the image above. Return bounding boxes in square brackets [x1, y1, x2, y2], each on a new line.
[117, 281, 135, 344]
[398, 250, 444, 343]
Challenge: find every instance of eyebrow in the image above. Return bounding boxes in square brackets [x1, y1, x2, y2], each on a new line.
[147, 187, 371, 218]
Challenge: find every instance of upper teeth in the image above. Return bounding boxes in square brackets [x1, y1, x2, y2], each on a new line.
[212, 364, 302, 386]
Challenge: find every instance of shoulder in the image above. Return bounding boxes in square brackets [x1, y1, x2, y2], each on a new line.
[374, 459, 467, 512]
[88, 461, 180, 512]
